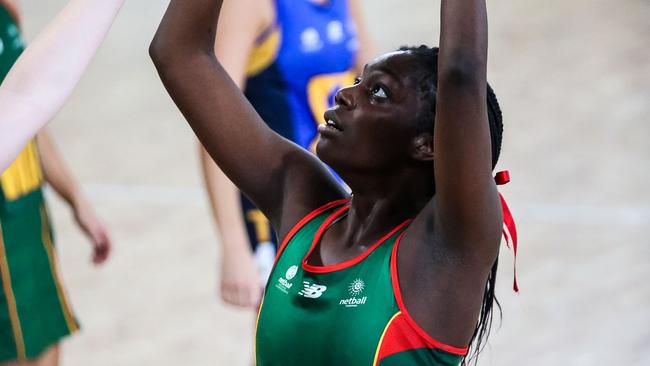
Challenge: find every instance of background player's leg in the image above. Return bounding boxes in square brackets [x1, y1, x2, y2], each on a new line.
[0, 343, 58, 366]
[34, 344, 59, 366]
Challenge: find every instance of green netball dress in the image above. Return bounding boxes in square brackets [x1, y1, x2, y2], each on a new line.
[255, 199, 468, 365]
[0, 5, 78, 362]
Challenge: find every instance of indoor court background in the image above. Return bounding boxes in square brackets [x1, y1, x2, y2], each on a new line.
[16, 0, 650, 365]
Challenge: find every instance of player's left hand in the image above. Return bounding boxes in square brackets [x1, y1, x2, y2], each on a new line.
[73, 197, 112, 265]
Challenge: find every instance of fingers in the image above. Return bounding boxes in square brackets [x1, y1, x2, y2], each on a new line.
[72, 201, 112, 266]
[91, 227, 112, 265]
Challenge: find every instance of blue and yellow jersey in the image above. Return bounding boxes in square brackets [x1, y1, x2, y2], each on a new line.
[0, 5, 44, 207]
[244, 0, 358, 151]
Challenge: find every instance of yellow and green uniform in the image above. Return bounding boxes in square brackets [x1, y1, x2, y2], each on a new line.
[256, 199, 468, 365]
[0, 5, 78, 362]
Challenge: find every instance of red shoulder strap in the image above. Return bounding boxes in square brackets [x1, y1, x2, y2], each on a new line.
[495, 171, 519, 292]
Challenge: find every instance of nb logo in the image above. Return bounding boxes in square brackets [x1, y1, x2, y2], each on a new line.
[299, 281, 327, 299]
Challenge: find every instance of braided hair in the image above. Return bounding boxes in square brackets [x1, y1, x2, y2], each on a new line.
[399, 45, 503, 169]
[398, 45, 503, 365]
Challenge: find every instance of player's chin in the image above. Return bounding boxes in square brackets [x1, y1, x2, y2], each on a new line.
[316, 136, 342, 167]
[315, 137, 335, 163]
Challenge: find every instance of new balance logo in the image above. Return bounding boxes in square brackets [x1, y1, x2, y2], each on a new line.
[299, 281, 328, 299]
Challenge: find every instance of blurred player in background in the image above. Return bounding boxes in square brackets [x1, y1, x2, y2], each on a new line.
[0, 1, 115, 364]
[199, 0, 374, 309]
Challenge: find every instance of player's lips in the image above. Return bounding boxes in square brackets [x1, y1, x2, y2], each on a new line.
[322, 109, 343, 132]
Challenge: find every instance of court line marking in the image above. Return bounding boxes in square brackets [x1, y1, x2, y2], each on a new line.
[45, 184, 650, 226]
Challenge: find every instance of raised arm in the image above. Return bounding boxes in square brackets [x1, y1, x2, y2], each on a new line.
[198, 0, 273, 308]
[0, 0, 125, 172]
[433, 0, 502, 256]
[150, 0, 345, 230]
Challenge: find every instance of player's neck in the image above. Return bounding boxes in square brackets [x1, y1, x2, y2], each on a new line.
[342, 188, 425, 238]
[343, 166, 433, 209]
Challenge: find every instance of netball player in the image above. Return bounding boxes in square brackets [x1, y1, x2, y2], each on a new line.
[151, 0, 512, 363]
[0, 1, 117, 364]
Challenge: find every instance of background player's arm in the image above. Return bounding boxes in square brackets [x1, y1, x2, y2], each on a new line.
[0, 0, 125, 172]
[37, 129, 111, 265]
[201, 150, 262, 308]
[198, 0, 274, 308]
[432, 0, 501, 259]
[151, 0, 345, 234]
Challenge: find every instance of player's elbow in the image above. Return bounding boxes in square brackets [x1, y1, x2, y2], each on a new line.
[149, 36, 215, 79]
[438, 52, 484, 88]
[149, 35, 174, 70]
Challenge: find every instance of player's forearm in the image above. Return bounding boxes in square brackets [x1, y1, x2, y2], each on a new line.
[1, 0, 125, 116]
[150, 0, 223, 66]
[200, 148, 252, 255]
[435, 0, 490, 172]
[438, 0, 488, 83]
[37, 130, 84, 209]
[0, 0, 124, 172]
[433, 0, 498, 240]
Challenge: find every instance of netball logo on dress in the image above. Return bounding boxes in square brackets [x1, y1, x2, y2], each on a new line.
[299, 281, 328, 299]
[339, 278, 367, 308]
[275, 265, 299, 294]
[285, 265, 298, 280]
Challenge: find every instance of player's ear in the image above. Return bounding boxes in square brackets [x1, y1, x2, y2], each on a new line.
[411, 133, 433, 162]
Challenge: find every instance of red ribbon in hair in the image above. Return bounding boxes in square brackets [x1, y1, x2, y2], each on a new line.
[494, 171, 519, 292]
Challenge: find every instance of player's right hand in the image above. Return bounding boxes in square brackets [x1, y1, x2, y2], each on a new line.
[219, 248, 263, 309]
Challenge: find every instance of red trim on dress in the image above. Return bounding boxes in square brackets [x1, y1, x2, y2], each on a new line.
[389, 233, 469, 356]
[274, 198, 351, 265]
[376, 313, 434, 361]
[302, 206, 411, 273]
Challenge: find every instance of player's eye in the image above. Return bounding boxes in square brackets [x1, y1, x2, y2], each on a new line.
[371, 85, 388, 99]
